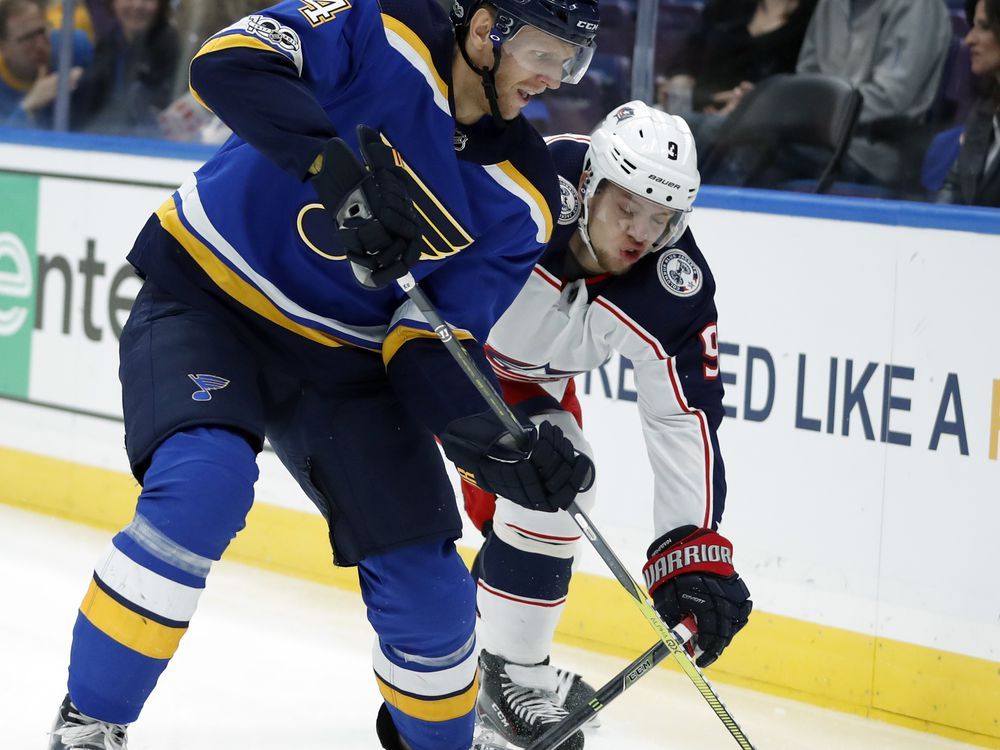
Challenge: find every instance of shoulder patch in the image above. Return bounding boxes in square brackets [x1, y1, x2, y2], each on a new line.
[656, 249, 702, 297]
[557, 175, 581, 225]
[246, 15, 302, 53]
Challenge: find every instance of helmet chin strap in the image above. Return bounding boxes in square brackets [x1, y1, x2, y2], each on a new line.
[576, 204, 602, 271]
[458, 35, 507, 127]
[575, 172, 603, 271]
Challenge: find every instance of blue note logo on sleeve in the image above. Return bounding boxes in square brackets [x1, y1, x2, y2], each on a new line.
[188, 374, 231, 402]
[299, 0, 351, 27]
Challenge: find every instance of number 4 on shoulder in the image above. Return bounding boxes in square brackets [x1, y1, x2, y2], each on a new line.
[299, 0, 351, 27]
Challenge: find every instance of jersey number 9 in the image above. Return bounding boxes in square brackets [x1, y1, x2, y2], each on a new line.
[699, 323, 719, 379]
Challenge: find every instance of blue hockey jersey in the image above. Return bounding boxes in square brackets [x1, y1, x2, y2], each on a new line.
[130, 0, 559, 377]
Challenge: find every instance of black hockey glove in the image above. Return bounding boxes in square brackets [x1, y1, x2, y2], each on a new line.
[310, 124, 422, 289]
[642, 526, 752, 668]
[441, 411, 595, 513]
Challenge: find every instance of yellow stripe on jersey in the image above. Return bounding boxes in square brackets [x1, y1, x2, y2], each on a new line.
[375, 674, 478, 723]
[79, 579, 186, 660]
[155, 197, 351, 350]
[391, 145, 474, 257]
[193, 33, 281, 62]
[495, 161, 554, 243]
[189, 34, 289, 110]
[380, 15, 449, 107]
[382, 325, 475, 367]
[296, 203, 347, 261]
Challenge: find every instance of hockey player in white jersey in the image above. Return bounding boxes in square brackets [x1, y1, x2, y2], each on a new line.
[462, 101, 753, 749]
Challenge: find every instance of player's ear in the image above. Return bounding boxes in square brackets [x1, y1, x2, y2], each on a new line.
[464, 6, 496, 65]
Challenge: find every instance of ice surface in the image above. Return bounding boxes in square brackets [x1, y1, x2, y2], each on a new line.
[1, 504, 977, 750]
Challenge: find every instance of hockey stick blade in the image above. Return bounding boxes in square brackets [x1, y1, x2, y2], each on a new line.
[527, 617, 696, 750]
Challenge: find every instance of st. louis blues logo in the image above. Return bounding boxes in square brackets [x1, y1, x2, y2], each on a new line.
[188, 373, 230, 402]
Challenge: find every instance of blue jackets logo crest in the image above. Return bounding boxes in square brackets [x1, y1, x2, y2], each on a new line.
[557, 176, 581, 225]
[657, 249, 702, 297]
[614, 106, 635, 123]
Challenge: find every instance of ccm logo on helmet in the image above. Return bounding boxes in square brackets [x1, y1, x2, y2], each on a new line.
[577, 20, 598, 30]
[648, 174, 681, 189]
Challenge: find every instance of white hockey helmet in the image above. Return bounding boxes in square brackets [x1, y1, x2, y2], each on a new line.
[579, 100, 700, 256]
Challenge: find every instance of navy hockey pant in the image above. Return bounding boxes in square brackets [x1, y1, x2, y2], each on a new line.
[65, 426, 478, 750]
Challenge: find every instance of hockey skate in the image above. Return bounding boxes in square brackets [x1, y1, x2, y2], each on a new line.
[553, 665, 600, 729]
[376, 703, 410, 750]
[377, 703, 507, 750]
[49, 695, 128, 750]
[473, 650, 585, 750]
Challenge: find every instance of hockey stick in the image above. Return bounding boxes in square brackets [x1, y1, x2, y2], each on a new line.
[528, 617, 695, 750]
[393, 272, 758, 750]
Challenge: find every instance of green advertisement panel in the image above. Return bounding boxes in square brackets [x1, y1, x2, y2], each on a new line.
[0, 172, 39, 398]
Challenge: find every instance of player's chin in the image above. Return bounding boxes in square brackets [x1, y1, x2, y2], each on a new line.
[600, 258, 632, 276]
[499, 90, 531, 119]
[608, 248, 644, 274]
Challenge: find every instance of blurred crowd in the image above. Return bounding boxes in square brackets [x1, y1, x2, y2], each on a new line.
[0, 0, 997, 207]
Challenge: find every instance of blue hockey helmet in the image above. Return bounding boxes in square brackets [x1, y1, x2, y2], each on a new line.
[451, 0, 600, 84]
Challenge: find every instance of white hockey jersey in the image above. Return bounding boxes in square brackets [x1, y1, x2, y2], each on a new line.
[485, 136, 727, 537]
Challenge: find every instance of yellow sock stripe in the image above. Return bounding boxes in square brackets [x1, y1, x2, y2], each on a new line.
[80, 578, 187, 660]
[375, 673, 478, 723]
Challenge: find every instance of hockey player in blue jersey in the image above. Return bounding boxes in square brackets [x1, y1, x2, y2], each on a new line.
[46, 1, 600, 749]
[460, 101, 753, 749]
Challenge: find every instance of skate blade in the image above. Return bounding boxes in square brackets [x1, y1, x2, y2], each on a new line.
[473, 721, 594, 750]
[472, 723, 523, 750]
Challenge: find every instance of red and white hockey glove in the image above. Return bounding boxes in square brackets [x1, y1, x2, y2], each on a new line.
[642, 526, 752, 668]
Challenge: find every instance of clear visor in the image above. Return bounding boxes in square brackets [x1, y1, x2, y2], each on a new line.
[590, 182, 686, 248]
[501, 24, 595, 85]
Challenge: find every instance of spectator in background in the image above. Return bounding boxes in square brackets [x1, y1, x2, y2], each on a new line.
[172, 0, 264, 95]
[659, 0, 817, 118]
[156, 0, 260, 144]
[938, 0, 1000, 206]
[0, 0, 89, 127]
[72, 0, 179, 136]
[796, 0, 951, 190]
[45, 0, 128, 45]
